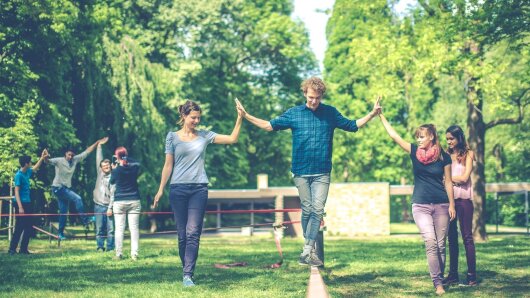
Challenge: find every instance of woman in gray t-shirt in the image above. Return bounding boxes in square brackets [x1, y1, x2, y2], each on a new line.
[153, 100, 243, 287]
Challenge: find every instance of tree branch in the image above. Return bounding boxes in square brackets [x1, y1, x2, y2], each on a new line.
[486, 89, 529, 129]
[417, 0, 436, 16]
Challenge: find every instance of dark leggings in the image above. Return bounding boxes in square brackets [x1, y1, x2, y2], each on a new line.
[169, 183, 208, 277]
[448, 199, 476, 275]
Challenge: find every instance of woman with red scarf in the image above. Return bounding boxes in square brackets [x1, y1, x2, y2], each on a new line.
[379, 112, 455, 296]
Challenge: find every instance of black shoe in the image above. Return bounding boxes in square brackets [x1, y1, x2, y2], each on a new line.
[298, 252, 324, 267]
[18, 250, 32, 255]
[8, 250, 16, 255]
[460, 274, 477, 286]
[442, 274, 459, 286]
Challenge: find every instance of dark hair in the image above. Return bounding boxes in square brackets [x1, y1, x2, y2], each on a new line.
[178, 100, 202, 125]
[64, 146, 76, 155]
[19, 155, 31, 167]
[100, 159, 111, 167]
[114, 147, 129, 166]
[301, 77, 327, 96]
[415, 124, 443, 161]
[446, 125, 469, 164]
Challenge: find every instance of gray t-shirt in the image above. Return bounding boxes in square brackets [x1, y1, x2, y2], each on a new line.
[48, 151, 89, 188]
[165, 130, 217, 184]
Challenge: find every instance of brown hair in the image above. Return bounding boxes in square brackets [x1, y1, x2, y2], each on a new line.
[301, 77, 326, 96]
[178, 100, 202, 125]
[415, 124, 443, 161]
[446, 125, 470, 164]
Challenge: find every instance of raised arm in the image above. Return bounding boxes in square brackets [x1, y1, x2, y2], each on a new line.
[379, 114, 411, 153]
[85, 137, 107, 155]
[452, 151, 474, 184]
[96, 137, 108, 170]
[213, 105, 244, 145]
[32, 149, 49, 171]
[444, 164, 456, 221]
[236, 99, 273, 132]
[152, 154, 174, 208]
[356, 96, 382, 128]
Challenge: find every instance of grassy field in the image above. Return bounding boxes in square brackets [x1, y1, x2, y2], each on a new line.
[1, 230, 528, 297]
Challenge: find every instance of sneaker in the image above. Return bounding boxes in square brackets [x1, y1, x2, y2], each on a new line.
[442, 274, 459, 286]
[460, 274, 477, 286]
[183, 275, 195, 287]
[298, 253, 324, 267]
[58, 234, 66, 241]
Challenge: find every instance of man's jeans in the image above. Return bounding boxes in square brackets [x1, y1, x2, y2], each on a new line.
[113, 200, 141, 257]
[53, 186, 89, 235]
[412, 203, 450, 288]
[293, 174, 330, 242]
[95, 203, 114, 250]
[169, 183, 208, 277]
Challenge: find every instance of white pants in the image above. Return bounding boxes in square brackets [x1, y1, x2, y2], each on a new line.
[113, 200, 141, 257]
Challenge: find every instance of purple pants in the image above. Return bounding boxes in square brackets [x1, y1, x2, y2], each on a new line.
[412, 203, 450, 288]
[448, 199, 476, 275]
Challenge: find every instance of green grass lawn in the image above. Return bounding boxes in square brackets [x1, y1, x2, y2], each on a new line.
[1, 233, 528, 297]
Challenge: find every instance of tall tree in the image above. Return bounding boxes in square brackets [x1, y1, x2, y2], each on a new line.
[416, 0, 529, 240]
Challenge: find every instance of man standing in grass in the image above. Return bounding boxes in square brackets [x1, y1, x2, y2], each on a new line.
[236, 77, 381, 266]
[93, 137, 114, 252]
[9, 149, 48, 255]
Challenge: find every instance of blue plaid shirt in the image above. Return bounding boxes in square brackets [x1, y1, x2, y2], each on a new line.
[270, 103, 358, 175]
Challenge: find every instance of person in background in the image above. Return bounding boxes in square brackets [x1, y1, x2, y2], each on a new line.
[93, 137, 114, 252]
[108, 146, 141, 261]
[9, 149, 48, 254]
[46, 138, 106, 240]
[443, 125, 477, 286]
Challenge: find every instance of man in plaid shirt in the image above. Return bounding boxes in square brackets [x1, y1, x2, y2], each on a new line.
[236, 77, 381, 266]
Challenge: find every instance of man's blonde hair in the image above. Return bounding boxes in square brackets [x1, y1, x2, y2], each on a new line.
[301, 77, 326, 96]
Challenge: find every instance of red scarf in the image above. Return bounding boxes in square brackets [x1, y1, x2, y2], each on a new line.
[416, 144, 440, 165]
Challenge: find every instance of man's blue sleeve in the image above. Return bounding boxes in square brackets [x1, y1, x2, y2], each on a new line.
[270, 109, 292, 131]
[334, 108, 358, 132]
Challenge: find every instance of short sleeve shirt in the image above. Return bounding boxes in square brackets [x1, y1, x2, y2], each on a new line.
[14, 168, 33, 203]
[165, 130, 217, 184]
[410, 144, 452, 204]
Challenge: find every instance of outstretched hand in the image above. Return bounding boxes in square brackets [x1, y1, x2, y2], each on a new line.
[235, 98, 247, 117]
[41, 149, 49, 159]
[235, 98, 246, 118]
[372, 95, 382, 116]
[98, 137, 109, 145]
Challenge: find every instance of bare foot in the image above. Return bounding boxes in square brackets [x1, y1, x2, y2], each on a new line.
[436, 285, 445, 295]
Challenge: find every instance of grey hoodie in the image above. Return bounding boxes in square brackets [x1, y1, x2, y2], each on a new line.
[93, 146, 112, 206]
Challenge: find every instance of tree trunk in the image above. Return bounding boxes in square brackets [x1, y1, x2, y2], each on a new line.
[466, 79, 488, 241]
